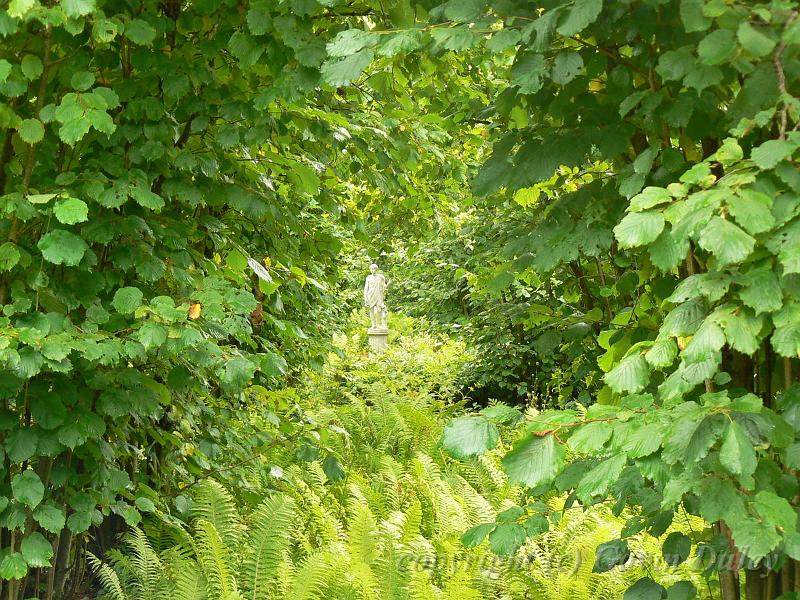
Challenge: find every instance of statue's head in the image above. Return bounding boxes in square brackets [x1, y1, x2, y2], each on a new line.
[369, 263, 378, 274]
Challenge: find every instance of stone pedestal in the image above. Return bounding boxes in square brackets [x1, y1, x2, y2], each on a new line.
[368, 328, 388, 354]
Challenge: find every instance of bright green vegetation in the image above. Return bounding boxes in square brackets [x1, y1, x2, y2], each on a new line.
[0, 0, 799, 599]
[93, 326, 708, 600]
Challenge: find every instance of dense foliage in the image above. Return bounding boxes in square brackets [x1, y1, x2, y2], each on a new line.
[2, 0, 800, 599]
[94, 326, 707, 600]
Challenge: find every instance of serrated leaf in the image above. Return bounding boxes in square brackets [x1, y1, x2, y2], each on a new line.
[321, 49, 373, 87]
[666, 581, 696, 600]
[568, 421, 612, 453]
[576, 454, 626, 503]
[501, 433, 564, 488]
[697, 217, 755, 266]
[38, 229, 87, 266]
[719, 421, 757, 480]
[682, 320, 725, 363]
[488, 523, 526, 556]
[698, 29, 736, 65]
[125, 19, 157, 45]
[624, 577, 667, 600]
[645, 338, 678, 368]
[511, 53, 546, 94]
[593, 539, 630, 572]
[629, 187, 671, 212]
[20, 532, 52, 567]
[727, 189, 774, 234]
[737, 22, 775, 58]
[551, 51, 583, 85]
[605, 354, 650, 394]
[61, 0, 96, 18]
[0, 553, 27, 580]
[0, 242, 21, 272]
[33, 504, 66, 534]
[738, 268, 782, 315]
[11, 470, 44, 508]
[53, 198, 88, 224]
[18, 118, 44, 144]
[614, 212, 665, 248]
[461, 523, 494, 547]
[442, 415, 499, 459]
[326, 29, 374, 57]
[7, 430, 39, 463]
[751, 139, 797, 170]
[556, 0, 602, 36]
[137, 322, 166, 351]
[112, 287, 143, 314]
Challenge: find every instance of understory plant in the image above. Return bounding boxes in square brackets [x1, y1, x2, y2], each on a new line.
[94, 322, 709, 599]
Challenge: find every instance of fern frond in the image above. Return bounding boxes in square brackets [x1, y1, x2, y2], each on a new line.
[192, 479, 242, 549]
[89, 552, 129, 600]
[193, 518, 240, 599]
[240, 494, 297, 600]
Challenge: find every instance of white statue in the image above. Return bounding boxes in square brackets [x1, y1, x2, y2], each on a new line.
[363, 263, 388, 331]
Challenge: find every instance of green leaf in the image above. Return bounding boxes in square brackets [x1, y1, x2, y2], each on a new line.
[737, 22, 775, 58]
[228, 32, 264, 67]
[679, 0, 710, 32]
[624, 578, 666, 600]
[7, 0, 35, 19]
[617, 423, 662, 458]
[697, 217, 755, 266]
[219, 357, 255, 393]
[727, 189, 775, 234]
[556, 0, 602, 36]
[501, 433, 564, 488]
[629, 187, 671, 212]
[511, 53, 546, 94]
[129, 185, 164, 210]
[461, 523, 494, 547]
[605, 354, 650, 394]
[614, 212, 665, 248]
[0, 242, 21, 272]
[682, 320, 725, 363]
[33, 504, 66, 534]
[551, 51, 583, 85]
[738, 268, 782, 315]
[31, 394, 66, 430]
[567, 421, 612, 453]
[20, 532, 52, 567]
[593, 538, 630, 572]
[66, 511, 92, 533]
[112, 287, 143, 314]
[11, 470, 44, 508]
[0, 553, 27, 580]
[321, 49, 373, 87]
[21, 55, 43, 80]
[645, 339, 678, 368]
[70, 71, 95, 91]
[666, 581, 696, 600]
[662, 532, 692, 566]
[751, 139, 797, 170]
[576, 454, 626, 503]
[125, 19, 157, 45]
[37, 229, 88, 266]
[754, 490, 797, 532]
[135, 497, 156, 513]
[6, 430, 39, 463]
[698, 29, 736, 65]
[442, 415, 499, 459]
[137, 322, 166, 351]
[18, 118, 44, 144]
[488, 523, 526, 556]
[61, 0, 96, 18]
[326, 29, 374, 57]
[53, 198, 88, 224]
